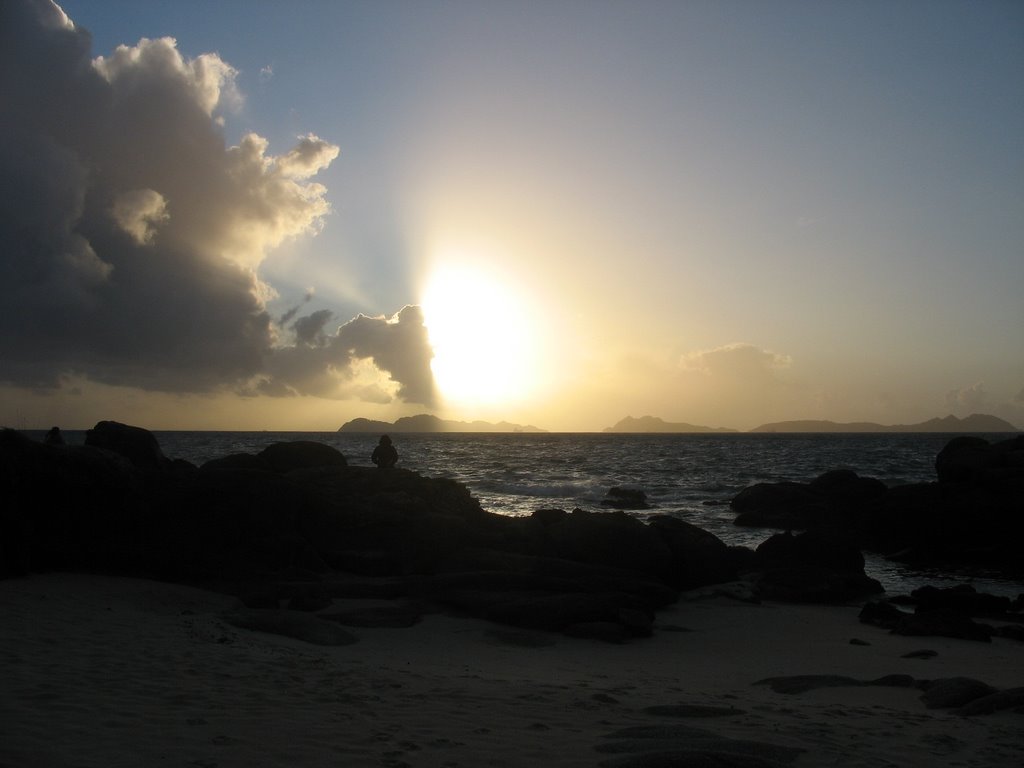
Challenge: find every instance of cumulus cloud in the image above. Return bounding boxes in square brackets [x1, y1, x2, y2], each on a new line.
[945, 382, 988, 413]
[256, 305, 436, 405]
[110, 189, 169, 244]
[680, 343, 792, 380]
[0, 1, 436, 405]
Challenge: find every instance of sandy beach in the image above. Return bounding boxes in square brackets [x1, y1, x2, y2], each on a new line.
[1, 573, 1021, 768]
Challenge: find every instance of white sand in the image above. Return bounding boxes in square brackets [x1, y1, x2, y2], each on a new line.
[1, 573, 1021, 767]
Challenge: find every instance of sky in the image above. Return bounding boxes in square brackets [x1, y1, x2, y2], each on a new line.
[2, 0, 1022, 432]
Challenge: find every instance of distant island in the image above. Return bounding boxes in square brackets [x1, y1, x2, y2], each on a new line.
[603, 415, 738, 434]
[338, 414, 547, 433]
[748, 413, 1020, 433]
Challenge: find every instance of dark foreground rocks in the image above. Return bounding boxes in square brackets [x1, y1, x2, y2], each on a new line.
[755, 674, 1024, 716]
[858, 583, 1024, 643]
[7, 421, 984, 640]
[730, 435, 1024, 577]
[2, 422, 767, 641]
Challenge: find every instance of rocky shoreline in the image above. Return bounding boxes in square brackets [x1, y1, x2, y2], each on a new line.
[2, 422, 1022, 646]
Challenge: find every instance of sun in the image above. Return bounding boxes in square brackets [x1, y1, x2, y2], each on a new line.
[420, 263, 539, 408]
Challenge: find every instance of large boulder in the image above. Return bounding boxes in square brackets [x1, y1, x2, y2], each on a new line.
[257, 441, 347, 473]
[646, 515, 738, 589]
[862, 438, 1024, 574]
[730, 481, 823, 529]
[732, 470, 887, 531]
[85, 420, 167, 471]
[1, 428, 145, 576]
[752, 530, 882, 603]
[511, 508, 675, 584]
[935, 435, 1024, 485]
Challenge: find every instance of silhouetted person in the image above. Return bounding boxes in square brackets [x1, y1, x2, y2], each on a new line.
[43, 427, 64, 445]
[371, 434, 398, 468]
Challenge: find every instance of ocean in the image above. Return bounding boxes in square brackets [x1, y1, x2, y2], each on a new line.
[36, 429, 1023, 598]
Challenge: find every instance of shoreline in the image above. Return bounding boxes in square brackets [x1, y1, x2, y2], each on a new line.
[2, 573, 1022, 767]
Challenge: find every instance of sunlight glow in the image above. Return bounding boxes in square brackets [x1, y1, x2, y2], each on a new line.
[421, 263, 539, 407]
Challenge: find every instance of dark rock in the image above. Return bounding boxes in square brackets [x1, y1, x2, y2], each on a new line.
[223, 609, 359, 645]
[601, 487, 651, 510]
[859, 600, 910, 630]
[642, 704, 745, 718]
[647, 515, 736, 590]
[909, 584, 1012, 617]
[513, 508, 676, 585]
[286, 588, 333, 612]
[482, 591, 653, 636]
[808, 469, 888, 502]
[530, 507, 568, 525]
[756, 529, 865, 573]
[919, 677, 998, 709]
[563, 621, 633, 644]
[752, 532, 882, 603]
[730, 436, 1024, 579]
[754, 675, 862, 694]
[201, 453, 272, 472]
[732, 470, 886, 531]
[730, 481, 823, 529]
[754, 566, 882, 604]
[85, 420, 167, 470]
[996, 624, 1024, 641]
[598, 749, 797, 767]
[257, 441, 347, 473]
[892, 608, 994, 642]
[598, 724, 805, 766]
[901, 649, 938, 659]
[935, 436, 996, 485]
[319, 605, 422, 628]
[955, 687, 1024, 716]
[755, 674, 916, 695]
[866, 674, 917, 688]
[849, 638, 871, 646]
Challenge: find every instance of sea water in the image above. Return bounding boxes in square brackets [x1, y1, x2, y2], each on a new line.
[39, 429, 1023, 597]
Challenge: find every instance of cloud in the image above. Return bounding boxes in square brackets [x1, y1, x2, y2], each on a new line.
[253, 305, 436, 405]
[945, 382, 988, 412]
[680, 343, 792, 381]
[0, 1, 436, 406]
[110, 189, 169, 244]
[292, 309, 334, 347]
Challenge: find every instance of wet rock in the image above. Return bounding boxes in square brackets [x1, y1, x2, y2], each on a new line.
[601, 487, 651, 510]
[919, 677, 998, 709]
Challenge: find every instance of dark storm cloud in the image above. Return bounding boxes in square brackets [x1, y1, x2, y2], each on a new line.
[256, 305, 436, 406]
[0, 0, 436, 405]
[292, 309, 334, 347]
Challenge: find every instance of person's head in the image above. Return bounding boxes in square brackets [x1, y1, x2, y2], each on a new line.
[379, 435, 392, 445]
